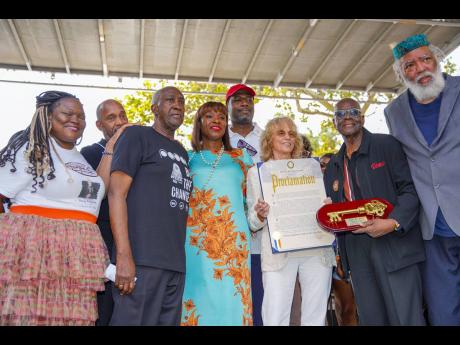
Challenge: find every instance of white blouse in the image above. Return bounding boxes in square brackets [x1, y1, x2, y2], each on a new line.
[0, 138, 105, 217]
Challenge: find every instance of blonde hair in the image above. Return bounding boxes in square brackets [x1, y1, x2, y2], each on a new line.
[260, 117, 302, 162]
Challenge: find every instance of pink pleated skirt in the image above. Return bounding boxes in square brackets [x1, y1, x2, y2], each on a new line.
[0, 212, 109, 325]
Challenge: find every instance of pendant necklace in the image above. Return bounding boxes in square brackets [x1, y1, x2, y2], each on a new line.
[50, 138, 74, 184]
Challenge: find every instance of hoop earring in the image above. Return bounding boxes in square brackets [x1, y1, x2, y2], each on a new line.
[76, 135, 83, 146]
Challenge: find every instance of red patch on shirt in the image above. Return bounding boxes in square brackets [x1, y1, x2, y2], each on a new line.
[371, 161, 385, 170]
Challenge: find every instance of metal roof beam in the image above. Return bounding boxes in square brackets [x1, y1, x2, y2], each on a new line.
[208, 19, 232, 83]
[366, 26, 435, 93]
[98, 19, 108, 77]
[139, 19, 145, 79]
[359, 19, 460, 28]
[175, 19, 189, 80]
[7, 19, 32, 71]
[305, 19, 358, 89]
[0, 65, 398, 94]
[0, 78, 394, 104]
[365, 60, 393, 93]
[336, 22, 395, 90]
[242, 19, 274, 84]
[440, 31, 460, 54]
[53, 19, 70, 74]
[273, 19, 318, 88]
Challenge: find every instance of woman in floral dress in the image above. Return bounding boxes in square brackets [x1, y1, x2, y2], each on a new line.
[181, 102, 254, 326]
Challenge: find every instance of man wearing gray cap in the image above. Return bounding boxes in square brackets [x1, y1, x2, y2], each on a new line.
[385, 34, 460, 325]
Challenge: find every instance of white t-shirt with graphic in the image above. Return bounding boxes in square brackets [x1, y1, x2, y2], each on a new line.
[229, 122, 264, 254]
[0, 137, 105, 217]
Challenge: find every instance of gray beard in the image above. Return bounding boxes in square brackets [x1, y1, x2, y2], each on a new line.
[404, 68, 445, 102]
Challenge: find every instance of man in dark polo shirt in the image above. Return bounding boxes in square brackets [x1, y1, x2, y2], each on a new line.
[108, 87, 192, 325]
[323, 97, 426, 325]
[81, 99, 129, 325]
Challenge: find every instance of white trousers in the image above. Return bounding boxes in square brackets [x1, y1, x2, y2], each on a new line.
[261, 256, 332, 326]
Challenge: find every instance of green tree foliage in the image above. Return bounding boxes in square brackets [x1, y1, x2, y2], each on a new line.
[269, 88, 394, 157]
[444, 56, 458, 75]
[118, 80, 260, 147]
[118, 80, 392, 156]
[306, 120, 339, 157]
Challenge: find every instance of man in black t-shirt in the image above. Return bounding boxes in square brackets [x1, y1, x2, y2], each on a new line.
[108, 87, 192, 326]
[81, 99, 129, 325]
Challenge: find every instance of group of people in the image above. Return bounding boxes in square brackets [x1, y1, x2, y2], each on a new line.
[0, 33, 459, 326]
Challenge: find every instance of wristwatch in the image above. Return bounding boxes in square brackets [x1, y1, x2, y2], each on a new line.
[393, 220, 403, 232]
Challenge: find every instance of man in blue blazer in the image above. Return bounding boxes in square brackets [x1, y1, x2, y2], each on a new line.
[385, 33, 460, 325]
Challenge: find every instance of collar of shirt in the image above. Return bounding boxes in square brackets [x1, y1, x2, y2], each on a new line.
[228, 122, 263, 139]
[96, 138, 107, 150]
[335, 127, 372, 170]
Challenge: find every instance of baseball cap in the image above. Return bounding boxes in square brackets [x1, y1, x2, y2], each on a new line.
[225, 84, 256, 103]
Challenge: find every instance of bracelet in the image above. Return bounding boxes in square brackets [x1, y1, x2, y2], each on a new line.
[102, 151, 113, 156]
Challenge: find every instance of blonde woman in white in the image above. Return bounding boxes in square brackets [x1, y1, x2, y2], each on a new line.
[246, 117, 335, 326]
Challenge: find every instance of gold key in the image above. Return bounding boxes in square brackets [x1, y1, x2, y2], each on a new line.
[327, 200, 387, 223]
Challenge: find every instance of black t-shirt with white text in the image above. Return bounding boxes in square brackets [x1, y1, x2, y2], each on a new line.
[111, 126, 192, 273]
[81, 139, 108, 221]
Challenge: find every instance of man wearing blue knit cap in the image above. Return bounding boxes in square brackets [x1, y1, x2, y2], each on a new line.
[385, 33, 460, 325]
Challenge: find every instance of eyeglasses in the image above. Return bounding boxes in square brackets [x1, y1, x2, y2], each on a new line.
[334, 108, 361, 119]
[237, 139, 258, 157]
[401, 55, 435, 74]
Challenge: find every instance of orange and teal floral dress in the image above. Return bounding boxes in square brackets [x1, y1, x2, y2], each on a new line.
[181, 148, 254, 326]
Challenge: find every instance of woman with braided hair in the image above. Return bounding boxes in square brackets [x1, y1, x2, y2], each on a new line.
[0, 90, 109, 325]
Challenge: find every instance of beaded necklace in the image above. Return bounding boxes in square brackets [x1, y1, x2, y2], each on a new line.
[189, 145, 225, 190]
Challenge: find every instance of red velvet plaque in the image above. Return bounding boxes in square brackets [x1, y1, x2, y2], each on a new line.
[316, 198, 394, 233]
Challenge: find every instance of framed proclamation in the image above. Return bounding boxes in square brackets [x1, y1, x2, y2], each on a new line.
[257, 158, 335, 254]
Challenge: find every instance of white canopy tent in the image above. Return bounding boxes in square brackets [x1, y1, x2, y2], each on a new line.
[1, 19, 460, 94]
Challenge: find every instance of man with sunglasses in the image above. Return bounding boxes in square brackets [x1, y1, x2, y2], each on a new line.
[323, 97, 425, 325]
[226, 84, 264, 326]
[385, 34, 460, 326]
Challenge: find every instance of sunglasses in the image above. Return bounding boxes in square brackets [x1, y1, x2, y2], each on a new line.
[237, 139, 258, 157]
[334, 108, 361, 119]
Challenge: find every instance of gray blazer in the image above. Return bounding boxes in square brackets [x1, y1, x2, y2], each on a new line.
[384, 75, 460, 240]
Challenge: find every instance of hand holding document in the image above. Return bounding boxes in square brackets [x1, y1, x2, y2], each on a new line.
[257, 158, 335, 253]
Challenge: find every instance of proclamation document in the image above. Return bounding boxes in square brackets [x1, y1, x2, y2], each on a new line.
[257, 158, 335, 253]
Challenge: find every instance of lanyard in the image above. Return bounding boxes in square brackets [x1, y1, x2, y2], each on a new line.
[343, 156, 355, 202]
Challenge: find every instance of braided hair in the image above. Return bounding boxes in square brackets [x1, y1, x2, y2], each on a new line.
[0, 90, 79, 192]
